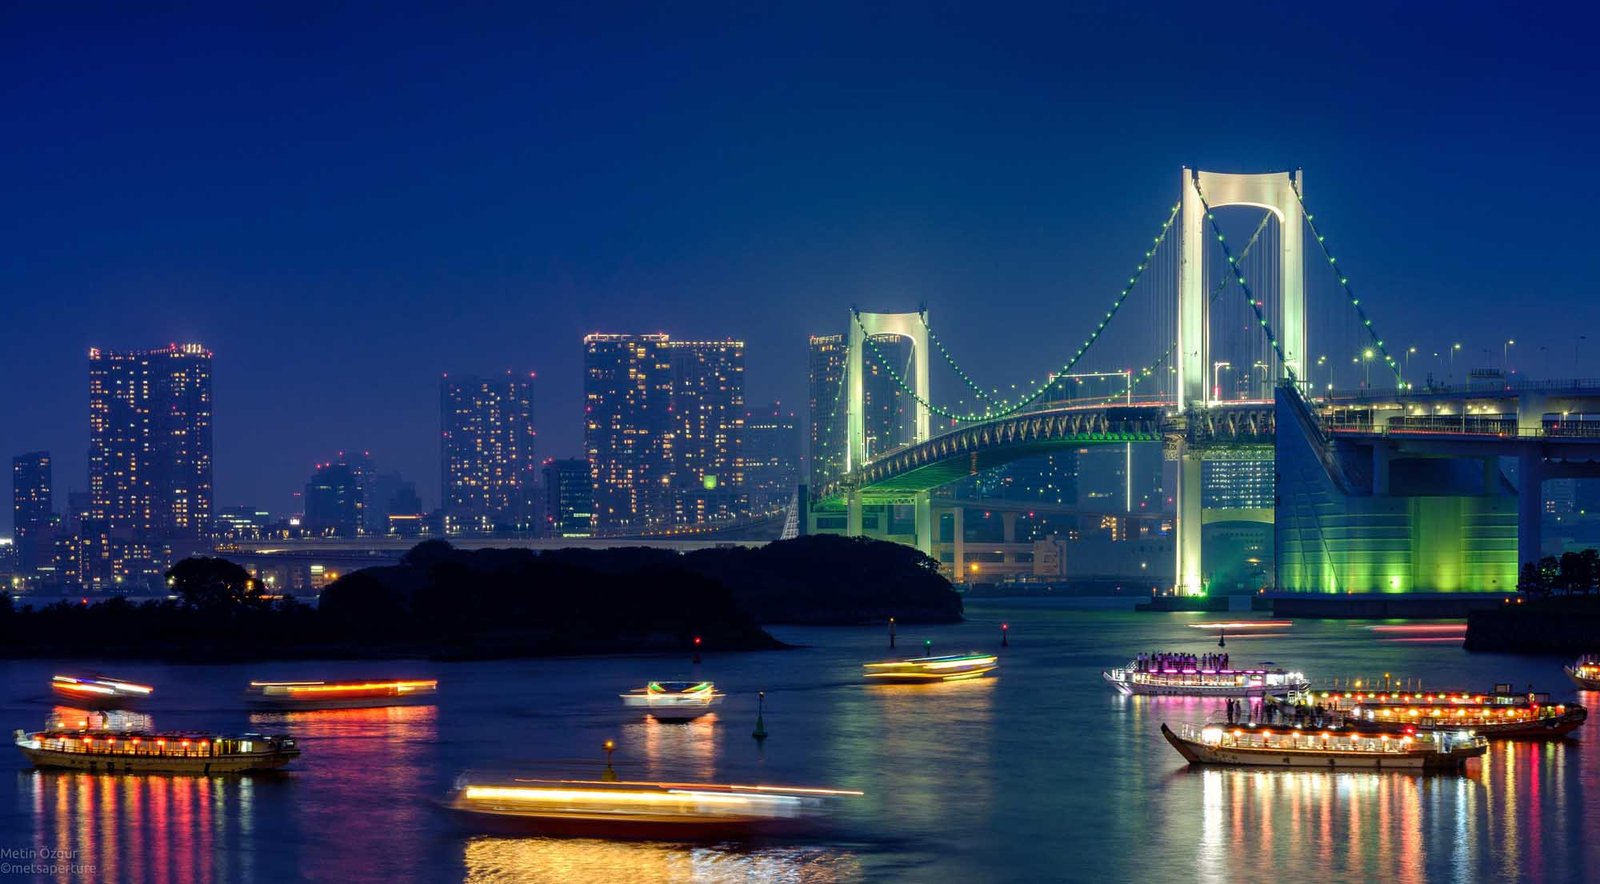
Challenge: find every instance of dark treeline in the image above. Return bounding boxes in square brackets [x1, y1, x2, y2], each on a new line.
[0, 536, 960, 661]
[1517, 549, 1600, 597]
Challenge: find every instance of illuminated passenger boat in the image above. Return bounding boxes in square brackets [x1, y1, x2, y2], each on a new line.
[1160, 721, 1487, 770]
[50, 675, 154, 709]
[14, 724, 298, 774]
[247, 679, 439, 710]
[445, 777, 861, 839]
[862, 653, 998, 684]
[619, 682, 725, 721]
[1102, 658, 1307, 697]
[1567, 655, 1600, 690]
[1305, 685, 1588, 739]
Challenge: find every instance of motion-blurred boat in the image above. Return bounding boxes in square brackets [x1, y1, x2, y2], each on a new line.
[50, 675, 154, 709]
[247, 679, 438, 710]
[619, 681, 724, 721]
[445, 777, 860, 839]
[1566, 655, 1600, 690]
[1160, 721, 1486, 770]
[862, 653, 997, 684]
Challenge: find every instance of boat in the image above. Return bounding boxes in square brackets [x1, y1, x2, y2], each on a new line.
[445, 777, 861, 839]
[1160, 721, 1487, 770]
[619, 682, 725, 721]
[50, 675, 154, 709]
[246, 679, 439, 710]
[862, 653, 998, 684]
[1103, 653, 1307, 697]
[1566, 655, 1600, 690]
[1295, 685, 1588, 739]
[14, 719, 298, 774]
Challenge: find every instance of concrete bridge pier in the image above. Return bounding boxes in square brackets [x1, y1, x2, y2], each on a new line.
[914, 492, 933, 556]
[1174, 441, 1204, 595]
[847, 492, 863, 537]
[1518, 451, 1544, 571]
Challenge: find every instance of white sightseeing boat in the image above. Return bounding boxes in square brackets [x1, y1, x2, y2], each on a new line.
[620, 681, 725, 721]
[1160, 721, 1487, 770]
[1103, 658, 1307, 698]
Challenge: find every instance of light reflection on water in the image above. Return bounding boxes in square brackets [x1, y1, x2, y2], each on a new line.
[461, 836, 862, 884]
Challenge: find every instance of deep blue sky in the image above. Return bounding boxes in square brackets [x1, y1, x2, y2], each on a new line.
[3, 2, 1598, 530]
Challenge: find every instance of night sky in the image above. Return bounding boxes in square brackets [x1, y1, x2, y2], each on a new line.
[3, 3, 1597, 531]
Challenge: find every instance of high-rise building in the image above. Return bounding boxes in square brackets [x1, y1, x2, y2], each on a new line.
[542, 458, 594, 537]
[807, 334, 847, 487]
[1202, 459, 1275, 510]
[88, 344, 214, 541]
[667, 339, 746, 523]
[303, 463, 364, 537]
[584, 334, 674, 532]
[742, 403, 801, 512]
[11, 451, 52, 573]
[440, 372, 537, 534]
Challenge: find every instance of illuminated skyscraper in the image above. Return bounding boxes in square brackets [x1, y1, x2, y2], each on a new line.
[742, 403, 800, 512]
[667, 339, 746, 522]
[807, 334, 847, 487]
[440, 373, 537, 534]
[542, 457, 594, 537]
[88, 344, 214, 540]
[584, 334, 674, 532]
[11, 451, 52, 573]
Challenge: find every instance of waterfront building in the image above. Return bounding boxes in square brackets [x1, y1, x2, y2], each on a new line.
[584, 334, 674, 532]
[542, 457, 594, 537]
[667, 339, 746, 523]
[808, 334, 848, 487]
[742, 402, 801, 512]
[1202, 458, 1275, 510]
[440, 372, 537, 534]
[11, 451, 52, 573]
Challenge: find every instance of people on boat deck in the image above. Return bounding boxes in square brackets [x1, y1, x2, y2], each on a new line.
[1134, 652, 1229, 673]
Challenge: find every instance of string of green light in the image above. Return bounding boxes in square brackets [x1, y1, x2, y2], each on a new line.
[855, 201, 1183, 423]
[1193, 179, 1298, 385]
[1289, 179, 1403, 384]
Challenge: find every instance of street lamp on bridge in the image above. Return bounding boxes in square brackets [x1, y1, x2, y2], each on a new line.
[1212, 361, 1231, 403]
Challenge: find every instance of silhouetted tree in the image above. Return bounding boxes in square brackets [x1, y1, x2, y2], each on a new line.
[165, 556, 264, 611]
[402, 538, 456, 568]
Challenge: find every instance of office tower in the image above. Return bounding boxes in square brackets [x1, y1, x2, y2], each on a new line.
[807, 334, 847, 487]
[303, 462, 364, 537]
[1201, 459, 1275, 510]
[742, 402, 801, 512]
[584, 334, 674, 532]
[11, 451, 52, 573]
[542, 458, 594, 537]
[88, 344, 214, 540]
[440, 372, 537, 534]
[666, 339, 746, 522]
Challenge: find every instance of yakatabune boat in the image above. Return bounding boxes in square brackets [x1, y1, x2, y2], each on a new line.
[14, 725, 299, 774]
[1160, 721, 1487, 770]
[445, 777, 860, 839]
[862, 653, 998, 684]
[1103, 655, 1307, 697]
[50, 675, 154, 709]
[1304, 685, 1588, 739]
[619, 682, 725, 721]
[246, 679, 438, 710]
[1567, 655, 1600, 691]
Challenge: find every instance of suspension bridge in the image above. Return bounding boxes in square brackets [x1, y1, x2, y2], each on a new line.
[807, 168, 1600, 597]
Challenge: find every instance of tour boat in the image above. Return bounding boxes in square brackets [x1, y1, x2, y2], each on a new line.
[14, 723, 299, 774]
[445, 777, 861, 839]
[50, 675, 154, 709]
[246, 679, 439, 710]
[1160, 721, 1487, 770]
[862, 653, 998, 684]
[1103, 655, 1307, 697]
[1301, 685, 1588, 739]
[619, 681, 725, 721]
[1566, 655, 1600, 690]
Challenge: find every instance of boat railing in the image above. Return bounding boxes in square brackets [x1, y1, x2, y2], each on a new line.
[1181, 723, 1422, 753]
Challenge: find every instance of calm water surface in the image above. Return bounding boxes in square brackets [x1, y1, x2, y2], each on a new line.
[1, 599, 1594, 883]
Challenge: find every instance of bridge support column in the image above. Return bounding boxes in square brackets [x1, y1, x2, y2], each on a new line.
[952, 506, 966, 581]
[913, 492, 933, 557]
[847, 492, 863, 538]
[1517, 451, 1544, 570]
[1002, 511, 1018, 544]
[1372, 445, 1392, 495]
[1175, 443, 1204, 595]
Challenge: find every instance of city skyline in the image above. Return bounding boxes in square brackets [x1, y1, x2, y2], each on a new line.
[4, 6, 1599, 532]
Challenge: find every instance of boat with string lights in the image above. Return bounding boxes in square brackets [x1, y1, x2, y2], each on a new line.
[1295, 684, 1588, 739]
[246, 679, 439, 710]
[862, 653, 998, 684]
[1567, 655, 1600, 690]
[1102, 653, 1307, 697]
[619, 681, 724, 721]
[445, 777, 862, 839]
[14, 716, 298, 775]
[50, 675, 154, 709]
[1160, 721, 1487, 770]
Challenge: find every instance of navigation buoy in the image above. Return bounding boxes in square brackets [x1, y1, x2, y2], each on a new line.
[889, 617, 897, 649]
[752, 691, 768, 742]
[693, 635, 702, 665]
[602, 739, 618, 782]
[1002, 623, 1009, 647]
